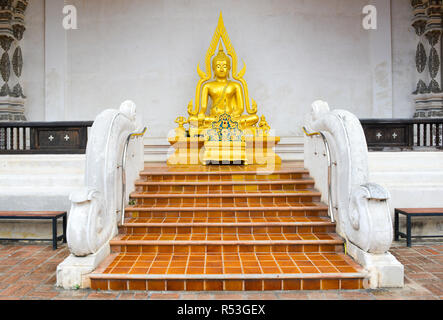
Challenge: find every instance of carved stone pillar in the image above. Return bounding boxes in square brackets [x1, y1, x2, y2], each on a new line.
[0, 0, 28, 122]
[411, 0, 443, 118]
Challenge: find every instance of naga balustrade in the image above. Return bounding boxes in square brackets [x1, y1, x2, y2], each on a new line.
[303, 100, 404, 289]
[360, 118, 443, 150]
[0, 121, 94, 154]
[57, 100, 145, 289]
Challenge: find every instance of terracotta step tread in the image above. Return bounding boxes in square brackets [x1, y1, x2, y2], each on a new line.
[123, 216, 333, 226]
[135, 179, 314, 185]
[125, 202, 328, 211]
[140, 171, 309, 176]
[140, 168, 308, 176]
[130, 190, 321, 197]
[92, 252, 364, 278]
[111, 233, 343, 243]
[90, 272, 366, 280]
[139, 172, 308, 177]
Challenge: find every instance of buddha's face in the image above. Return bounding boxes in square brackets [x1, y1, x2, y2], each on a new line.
[213, 59, 230, 79]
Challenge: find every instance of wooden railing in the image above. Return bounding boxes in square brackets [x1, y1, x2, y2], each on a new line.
[360, 119, 443, 151]
[2, 119, 442, 154]
[0, 121, 94, 154]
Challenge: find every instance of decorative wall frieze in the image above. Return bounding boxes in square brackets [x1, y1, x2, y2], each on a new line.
[11, 82, 24, 98]
[416, 42, 427, 73]
[429, 78, 441, 93]
[411, 0, 443, 118]
[413, 79, 429, 94]
[425, 29, 441, 46]
[12, 45, 21, 77]
[0, 51, 10, 82]
[428, 46, 440, 78]
[412, 20, 427, 35]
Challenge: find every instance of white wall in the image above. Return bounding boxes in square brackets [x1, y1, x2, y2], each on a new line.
[21, 0, 418, 139]
[23, 0, 45, 121]
[0, 154, 85, 239]
[64, 0, 372, 138]
[369, 152, 443, 236]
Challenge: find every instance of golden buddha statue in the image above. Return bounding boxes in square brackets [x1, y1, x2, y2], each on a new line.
[167, 12, 281, 166]
[186, 12, 262, 137]
[188, 44, 259, 132]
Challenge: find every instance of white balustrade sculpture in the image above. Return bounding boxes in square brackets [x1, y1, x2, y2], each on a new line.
[303, 100, 404, 288]
[56, 100, 144, 289]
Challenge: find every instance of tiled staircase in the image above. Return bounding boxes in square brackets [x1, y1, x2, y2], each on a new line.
[89, 162, 367, 291]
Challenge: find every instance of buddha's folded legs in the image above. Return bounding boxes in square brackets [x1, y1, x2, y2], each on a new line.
[188, 115, 217, 129]
[233, 114, 259, 130]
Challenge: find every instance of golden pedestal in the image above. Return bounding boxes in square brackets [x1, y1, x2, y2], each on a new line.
[203, 141, 247, 164]
[246, 136, 282, 165]
[167, 136, 205, 165]
[167, 135, 281, 166]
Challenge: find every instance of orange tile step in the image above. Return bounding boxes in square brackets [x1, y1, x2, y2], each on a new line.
[123, 216, 332, 224]
[124, 203, 330, 218]
[140, 164, 306, 174]
[135, 179, 315, 193]
[89, 252, 367, 291]
[129, 190, 322, 207]
[130, 190, 321, 197]
[119, 218, 336, 235]
[139, 171, 310, 182]
[139, 165, 308, 175]
[109, 234, 344, 255]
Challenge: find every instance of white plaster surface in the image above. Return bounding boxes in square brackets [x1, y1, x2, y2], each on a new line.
[369, 0, 393, 118]
[22, 0, 415, 138]
[0, 155, 84, 239]
[45, 0, 68, 121]
[23, 0, 45, 120]
[369, 152, 443, 236]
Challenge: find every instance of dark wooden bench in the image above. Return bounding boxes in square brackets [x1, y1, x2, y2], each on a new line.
[394, 208, 443, 247]
[0, 211, 67, 250]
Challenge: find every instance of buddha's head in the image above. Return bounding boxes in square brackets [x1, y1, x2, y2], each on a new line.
[212, 44, 231, 79]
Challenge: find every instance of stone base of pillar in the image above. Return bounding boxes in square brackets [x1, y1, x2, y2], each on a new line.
[0, 112, 26, 121]
[347, 241, 404, 289]
[0, 100, 26, 121]
[413, 93, 443, 118]
[414, 110, 443, 118]
[56, 242, 111, 289]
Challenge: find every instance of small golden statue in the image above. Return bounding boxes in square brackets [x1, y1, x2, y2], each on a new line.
[167, 12, 281, 166]
[174, 116, 188, 138]
[258, 115, 271, 136]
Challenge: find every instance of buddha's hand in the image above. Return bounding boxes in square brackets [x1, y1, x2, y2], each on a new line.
[188, 100, 197, 116]
[250, 99, 258, 114]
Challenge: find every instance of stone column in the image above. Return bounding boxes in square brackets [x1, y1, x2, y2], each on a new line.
[0, 0, 28, 122]
[411, 0, 443, 118]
